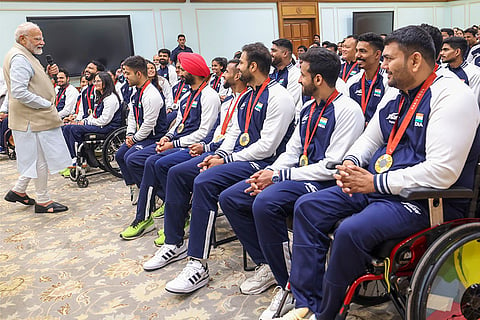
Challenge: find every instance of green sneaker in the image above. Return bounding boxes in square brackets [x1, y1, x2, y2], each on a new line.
[120, 217, 155, 240]
[151, 204, 165, 219]
[59, 168, 70, 178]
[154, 218, 190, 247]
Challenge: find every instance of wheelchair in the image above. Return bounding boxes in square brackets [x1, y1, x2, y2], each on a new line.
[272, 164, 480, 320]
[3, 128, 16, 160]
[68, 126, 126, 188]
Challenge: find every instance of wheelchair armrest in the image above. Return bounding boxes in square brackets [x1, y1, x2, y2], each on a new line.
[399, 186, 474, 201]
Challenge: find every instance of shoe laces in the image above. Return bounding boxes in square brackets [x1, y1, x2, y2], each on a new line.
[252, 264, 271, 281]
[177, 260, 204, 281]
[155, 244, 177, 257]
[269, 286, 285, 311]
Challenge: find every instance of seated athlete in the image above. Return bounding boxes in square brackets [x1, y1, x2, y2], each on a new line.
[218, 48, 365, 319]
[62, 71, 122, 162]
[142, 42, 296, 295]
[115, 55, 169, 205]
[119, 52, 220, 240]
[280, 25, 480, 320]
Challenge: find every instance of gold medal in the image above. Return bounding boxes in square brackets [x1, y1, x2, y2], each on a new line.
[299, 154, 309, 167]
[213, 134, 224, 143]
[239, 132, 250, 146]
[375, 154, 393, 173]
[177, 123, 185, 134]
[88, 109, 93, 115]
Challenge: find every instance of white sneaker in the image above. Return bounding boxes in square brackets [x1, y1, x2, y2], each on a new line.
[165, 259, 209, 294]
[240, 264, 276, 295]
[130, 185, 139, 205]
[260, 286, 295, 320]
[143, 242, 187, 271]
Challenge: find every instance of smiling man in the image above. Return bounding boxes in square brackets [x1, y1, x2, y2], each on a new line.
[281, 25, 480, 320]
[345, 32, 393, 123]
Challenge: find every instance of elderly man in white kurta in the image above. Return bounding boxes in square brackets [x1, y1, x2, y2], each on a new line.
[3, 22, 71, 213]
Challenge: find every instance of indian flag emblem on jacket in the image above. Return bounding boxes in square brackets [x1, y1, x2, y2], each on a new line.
[254, 102, 263, 112]
[415, 113, 424, 127]
[374, 88, 382, 97]
[319, 117, 328, 128]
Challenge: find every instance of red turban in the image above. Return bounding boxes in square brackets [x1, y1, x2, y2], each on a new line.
[178, 52, 211, 78]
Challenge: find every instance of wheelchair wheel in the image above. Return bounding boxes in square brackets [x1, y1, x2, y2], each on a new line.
[102, 126, 126, 178]
[8, 150, 16, 160]
[69, 168, 78, 182]
[406, 222, 480, 320]
[77, 175, 89, 188]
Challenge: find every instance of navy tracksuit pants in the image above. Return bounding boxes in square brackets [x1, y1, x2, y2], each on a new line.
[134, 148, 194, 223]
[220, 180, 335, 288]
[62, 124, 117, 159]
[290, 186, 431, 319]
[116, 140, 156, 186]
[164, 160, 269, 260]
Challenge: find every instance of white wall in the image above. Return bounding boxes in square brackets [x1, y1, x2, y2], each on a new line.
[1, 0, 479, 69]
[319, 0, 480, 43]
[0, 1, 279, 69]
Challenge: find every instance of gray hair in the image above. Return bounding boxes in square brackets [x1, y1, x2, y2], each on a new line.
[14, 22, 40, 43]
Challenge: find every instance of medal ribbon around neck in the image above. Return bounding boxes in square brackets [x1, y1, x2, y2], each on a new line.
[342, 61, 358, 82]
[221, 88, 248, 136]
[302, 90, 339, 159]
[86, 85, 95, 114]
[360, 67, 380, 114]
[213, 73, 223, 90]
[173, 81, 186, 104]
[385, 72, 437, 158]
[134, 80, 151, 129]
[179, 80, 209, 127]
[243, 77, 271, 134]
[55, 87, 67, 107]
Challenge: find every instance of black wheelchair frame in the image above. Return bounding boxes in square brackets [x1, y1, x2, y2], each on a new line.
[68, 126, 126, 188]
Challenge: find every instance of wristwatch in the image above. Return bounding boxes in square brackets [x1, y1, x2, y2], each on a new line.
[271, 170, 280, 184]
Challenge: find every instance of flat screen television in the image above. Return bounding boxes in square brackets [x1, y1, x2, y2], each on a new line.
[353, 11, 394, 36]
[26, 15, 134, 76]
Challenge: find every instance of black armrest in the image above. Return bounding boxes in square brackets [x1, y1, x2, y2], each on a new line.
[326, 161, 342, 170]
[399, 186, 474, 200]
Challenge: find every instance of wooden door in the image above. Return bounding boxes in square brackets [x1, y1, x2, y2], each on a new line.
[283, 18, 315, 49]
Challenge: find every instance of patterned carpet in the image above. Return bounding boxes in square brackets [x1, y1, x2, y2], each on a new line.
[0, 155, 401, 320]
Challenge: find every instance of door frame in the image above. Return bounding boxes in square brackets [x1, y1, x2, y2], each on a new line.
[277, 2, 320, 42]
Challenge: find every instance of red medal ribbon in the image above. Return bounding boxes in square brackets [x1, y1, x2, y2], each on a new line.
[212, 73, 223, 90]
[244, 78, 271, 134]
[134, 80, 151, 129]
[302, 90, 339, 157]
[220, 88, 247, 136]
[86, 84, 95, 114]
[180, 80, 209, 126]
[342, 61, 358, 82]
[55, 87, 67, 107]
[385, 72, 437, 156]
[360, 67, 380, 114]
[173, 81, 186, 104]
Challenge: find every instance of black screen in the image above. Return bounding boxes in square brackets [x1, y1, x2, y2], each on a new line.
[26, 15, 134, 76]
[353, 11, 394, 36]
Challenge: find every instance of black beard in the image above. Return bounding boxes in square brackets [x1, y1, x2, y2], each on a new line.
[183, 73, 195, 85]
